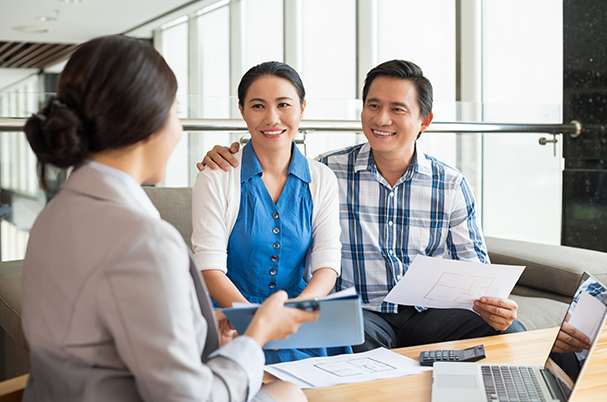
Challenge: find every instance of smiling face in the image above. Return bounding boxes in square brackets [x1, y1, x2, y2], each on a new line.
[240, 75, 305, 154]
[361, 76, 432, 159]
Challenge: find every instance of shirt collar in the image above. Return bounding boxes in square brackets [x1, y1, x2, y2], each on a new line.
[240, 142, 311, 183]
[85, 160, 160, 218]
[412, 142, 432, 176]
[354, 142, 433, 178]
[240, 142, 263, 182]
[287, 143, 311, 183]
[354, 142, 373, 173]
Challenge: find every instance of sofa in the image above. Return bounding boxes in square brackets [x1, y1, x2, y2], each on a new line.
[1, 186, 606, 380]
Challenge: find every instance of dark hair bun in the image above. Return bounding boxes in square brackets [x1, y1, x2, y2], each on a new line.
[24, 98, 89, 168]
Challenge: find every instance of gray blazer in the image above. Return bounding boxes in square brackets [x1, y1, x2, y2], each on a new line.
[21, 162, 265, 402]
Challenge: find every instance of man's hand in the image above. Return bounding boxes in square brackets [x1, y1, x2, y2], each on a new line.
[196, 142, 240, 172]
[473, 296, 518, 332]
[552, 313, 592, 353]
[214, 310, 238, 346]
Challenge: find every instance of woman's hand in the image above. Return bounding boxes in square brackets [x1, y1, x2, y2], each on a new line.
[196, 142, 240, 171]
[214, 310, 238, 347]
[244, 291, 319, 347]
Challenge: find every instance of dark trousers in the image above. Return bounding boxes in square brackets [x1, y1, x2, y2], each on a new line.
[353, 306, 526, 352]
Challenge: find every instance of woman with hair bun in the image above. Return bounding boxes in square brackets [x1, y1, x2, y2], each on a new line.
[22, 35, 314, 402]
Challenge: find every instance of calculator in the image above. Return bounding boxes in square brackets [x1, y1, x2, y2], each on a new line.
[419, 344, 486, 366]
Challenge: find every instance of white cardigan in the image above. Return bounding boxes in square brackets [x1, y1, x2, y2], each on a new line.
[191, 149, 342, 278]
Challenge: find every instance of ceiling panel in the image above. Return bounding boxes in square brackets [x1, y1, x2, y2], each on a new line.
[0, 0, 206, 71]
[0, 41, 78, 69]
[0, 0, 197, 44]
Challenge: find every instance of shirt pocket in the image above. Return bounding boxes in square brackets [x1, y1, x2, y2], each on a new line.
[406, 216, 448, 256]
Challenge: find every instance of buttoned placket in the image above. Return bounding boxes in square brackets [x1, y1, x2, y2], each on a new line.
[372, 163, 404, 287]
[388, 169, 416, 283]
[385, 186, 399, 281]
[269, 210, 281, 290]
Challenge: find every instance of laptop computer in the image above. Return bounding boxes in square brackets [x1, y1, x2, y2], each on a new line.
[432, 272, 607, 402]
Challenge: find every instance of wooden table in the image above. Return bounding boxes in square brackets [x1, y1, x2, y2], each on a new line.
[295, 326, 607, 402]
[4, 327, 606, 401]
[0, 374, 27, 402]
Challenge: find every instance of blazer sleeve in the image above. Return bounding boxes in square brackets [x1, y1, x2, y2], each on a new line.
[308, 161, 342, 276]
[98, 219, 264, 402]
[191, 168, 231, 273]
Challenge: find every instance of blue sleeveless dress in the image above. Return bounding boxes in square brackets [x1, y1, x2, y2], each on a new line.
[226, 143, 350, 364]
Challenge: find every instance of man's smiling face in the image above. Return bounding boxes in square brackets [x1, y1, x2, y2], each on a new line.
[361, 76, 431, 158]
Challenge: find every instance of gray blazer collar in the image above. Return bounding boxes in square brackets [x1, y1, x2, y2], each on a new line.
[62, 162, 160, 218]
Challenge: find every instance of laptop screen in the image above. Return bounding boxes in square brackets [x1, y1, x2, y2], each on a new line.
[544, 273, 607, 396]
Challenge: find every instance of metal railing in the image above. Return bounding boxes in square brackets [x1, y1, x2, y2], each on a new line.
[0, 117, 583, 137]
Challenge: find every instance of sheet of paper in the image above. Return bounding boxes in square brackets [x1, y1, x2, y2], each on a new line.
[231, 302, 256, 308]
[231, 287, 357, 308]
[320, 286, 357, 300]
[264, 347, 431, 388]
[384, 255, 525, 310]
[570, 291, 607, 340]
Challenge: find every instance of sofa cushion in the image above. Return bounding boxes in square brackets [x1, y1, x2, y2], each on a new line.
[486, 237, 607, 299]
[0, 260, 26, 350]
[143, 186, 192, 245]
[512, 285, 571, 304]
[511, 294, 569, 331]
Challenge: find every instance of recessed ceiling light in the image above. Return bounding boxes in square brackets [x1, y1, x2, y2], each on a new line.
[58, 0, 82, 3]
[12, 25, 49, 34]
[36, 16, 57, 22]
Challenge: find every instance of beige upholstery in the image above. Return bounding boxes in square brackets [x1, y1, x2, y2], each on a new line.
[487, 237, 607, 298]
[510, 294, 569, 331]
[0, 261, 24, 350]
[1, 188, 606, 380]
[0, 261, 28, 380]
[143, 186, 193, 245]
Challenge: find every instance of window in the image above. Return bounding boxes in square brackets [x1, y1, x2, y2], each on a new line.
[378, 0, 457, 166]
[481, 0, 563, 244]
[300, 0, 358, 158]
[241, 0, 283, 69]
[158, 19, 190, 187]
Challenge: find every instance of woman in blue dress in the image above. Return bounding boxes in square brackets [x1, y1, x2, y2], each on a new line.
[192, 61, 348, 363]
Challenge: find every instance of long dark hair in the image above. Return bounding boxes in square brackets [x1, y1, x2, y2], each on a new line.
[24, 35, 177, 190]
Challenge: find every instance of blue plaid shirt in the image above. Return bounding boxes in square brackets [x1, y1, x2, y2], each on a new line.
[317, 143, 489, 313]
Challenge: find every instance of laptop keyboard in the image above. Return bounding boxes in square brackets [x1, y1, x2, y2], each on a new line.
[481, 366, 547, 402]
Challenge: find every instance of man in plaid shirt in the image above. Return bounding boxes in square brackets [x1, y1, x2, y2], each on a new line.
[199, 60, 524, 351]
